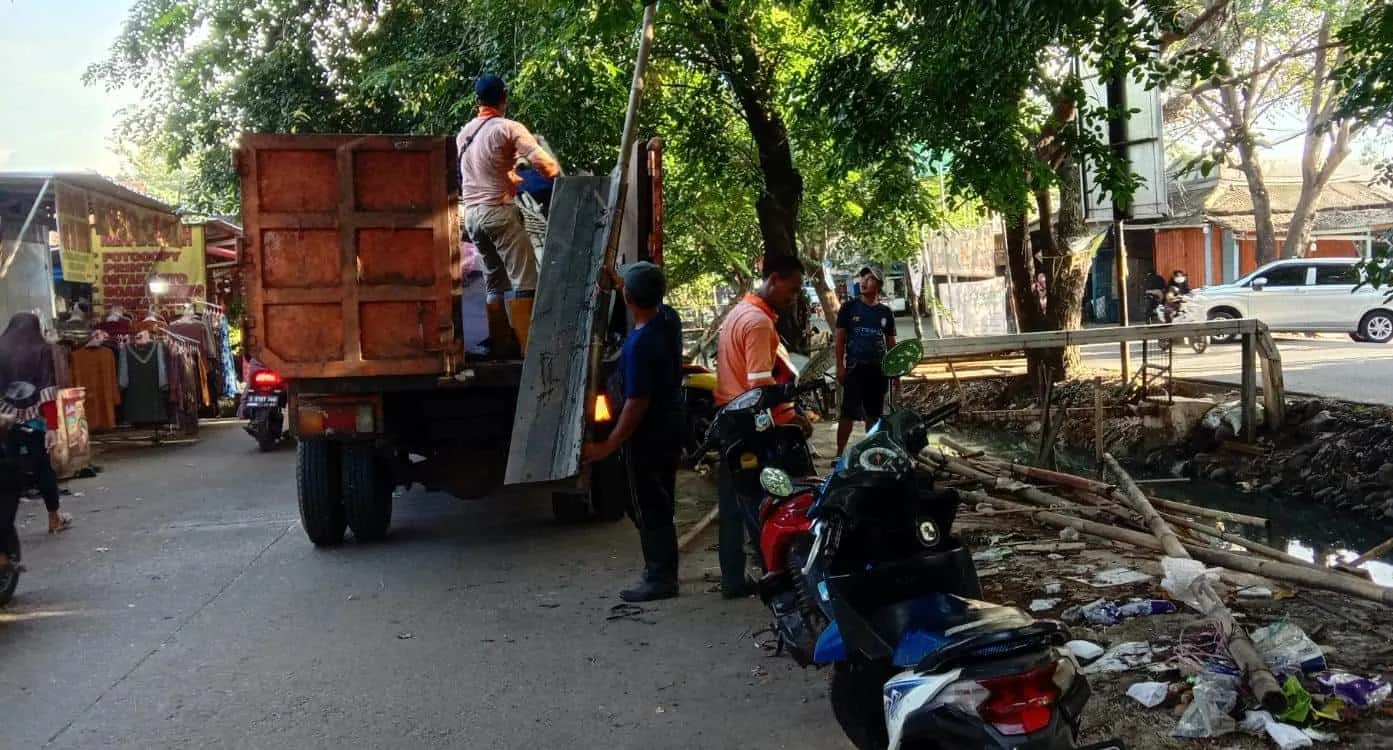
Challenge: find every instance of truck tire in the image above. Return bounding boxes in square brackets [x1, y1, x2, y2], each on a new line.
[297, 439, 346, 547]
[342, 441, 393, 543]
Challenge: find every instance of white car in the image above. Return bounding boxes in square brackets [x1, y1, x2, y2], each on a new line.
[1177, 257, 1393, 344]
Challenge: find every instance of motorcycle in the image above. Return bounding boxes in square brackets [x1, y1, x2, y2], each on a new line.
[242, 368, 288, 452]
[757, 340, 1119, 750]
[1147, 289, 1208, 355]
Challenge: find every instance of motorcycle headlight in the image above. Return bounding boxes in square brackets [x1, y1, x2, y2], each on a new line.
[917, 519, 941, 547]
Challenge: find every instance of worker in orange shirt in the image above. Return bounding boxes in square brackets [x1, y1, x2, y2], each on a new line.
[713, 255, 807, 599]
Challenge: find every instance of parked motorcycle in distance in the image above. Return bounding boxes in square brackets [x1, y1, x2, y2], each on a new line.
[243, 368, 288, 452]
[758, 339, 1120, 750]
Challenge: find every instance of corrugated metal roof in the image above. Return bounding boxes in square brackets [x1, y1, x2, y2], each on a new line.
[0, 170, 176, 215]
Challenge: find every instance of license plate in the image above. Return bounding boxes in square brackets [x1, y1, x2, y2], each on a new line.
[247, 396, 277, 407]
[1078, 741, 1126, 750]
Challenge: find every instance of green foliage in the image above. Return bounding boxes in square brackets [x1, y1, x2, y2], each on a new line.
[90, 0, 946, 297]
[1337, 0, 1393, 124]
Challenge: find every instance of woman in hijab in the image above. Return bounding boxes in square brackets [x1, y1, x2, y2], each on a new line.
[0, 312, 72, 534]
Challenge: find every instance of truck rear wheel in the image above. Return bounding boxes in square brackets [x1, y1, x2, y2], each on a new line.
[342, 441, 393, 542]
[297, 439, 346, 547]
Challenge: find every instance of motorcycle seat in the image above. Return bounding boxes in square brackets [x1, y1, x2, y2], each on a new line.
[871, 594, 1041, 667]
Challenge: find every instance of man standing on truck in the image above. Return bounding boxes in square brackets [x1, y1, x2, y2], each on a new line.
[457, 74, 562, 357]
[713, 255, 806, 599]
[581, 262, 684, 602]
[834, 262, 897, 459]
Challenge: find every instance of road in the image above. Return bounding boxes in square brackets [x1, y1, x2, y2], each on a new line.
[888, 317, 1393, 405]
[2, 424, 841, 749]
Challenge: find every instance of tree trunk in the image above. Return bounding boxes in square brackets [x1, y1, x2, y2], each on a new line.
[702, 0, 806, 349]
[1283, 22, 1353, 260]
[1236, 143, 1280, 266]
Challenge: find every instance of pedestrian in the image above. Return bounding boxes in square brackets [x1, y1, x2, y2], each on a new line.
[0, 312, 72, 534]
[581, 262, 684, 602]
[457, 74, 562, 357]
[713, 255, 807, 599]
[0, 412, 23, 574]
[835, 263, 898, 458]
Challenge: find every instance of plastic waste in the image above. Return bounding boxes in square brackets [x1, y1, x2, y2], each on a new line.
[1083, 642, 1156, 674]
[972, 548, 1011, 563]
[1029, 598, 1061, 612]
[1062, 598, 1177, 626]
[1088, 567, 1152, 587]
[1302, 728, 1339, 743]
[1279, 675, 1313, 723]
[1252, 621, 1327, 677]
[1043, 582, 1063, 595]
[1311, 698, 1346, 722]
[1316, 671, 1392, 708]
[1059, 527, 1080, 542]
[1066, 640, 1104, 663]
[1238, 710, 1274, 735]
[1160, 556, 1223, 613]
[1126, 681, 1170, 708]
[1174, 671, 1240, 738]
[1239, 709, 1314, 749]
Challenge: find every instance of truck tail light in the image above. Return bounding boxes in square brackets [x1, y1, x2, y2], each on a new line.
[593, 394, 612, 423]
[297, 397, 380, 438]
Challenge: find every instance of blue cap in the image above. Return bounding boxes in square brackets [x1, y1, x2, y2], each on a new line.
[475, 75, 507, 105]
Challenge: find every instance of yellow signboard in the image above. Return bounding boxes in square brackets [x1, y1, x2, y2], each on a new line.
[88, 195, 206, 315]
[54, 183, 98, 284]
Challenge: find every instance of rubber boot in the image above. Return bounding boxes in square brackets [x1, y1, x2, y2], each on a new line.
[507, 296, 535, 357]
[485, 300, 520, 360]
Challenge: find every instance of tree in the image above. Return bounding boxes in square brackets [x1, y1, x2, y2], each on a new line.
[1165, 0, 1368, 264]
[804, 0, 1226, 377]
[1335, 0, 1393, 298]
[91, 0, 943, 351]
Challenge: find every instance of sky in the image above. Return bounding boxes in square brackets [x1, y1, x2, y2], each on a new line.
[0, 0, 138, 175]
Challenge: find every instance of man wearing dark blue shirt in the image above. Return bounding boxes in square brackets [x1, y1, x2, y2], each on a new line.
[835, 262, 897, 457]
[582, 262, 684, 602]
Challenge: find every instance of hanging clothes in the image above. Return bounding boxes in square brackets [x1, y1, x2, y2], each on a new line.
[118, 341, 169, 425]
[71, 346, 120, 432]
[219, 316, 240, 398]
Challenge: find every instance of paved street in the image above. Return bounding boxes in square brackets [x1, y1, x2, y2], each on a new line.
[890, 318, 1393, 405]
[2, 424, 841, 750]
[1079, 335, 1393, 405]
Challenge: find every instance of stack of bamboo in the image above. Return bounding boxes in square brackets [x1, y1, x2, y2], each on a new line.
[921, 441, 1393, 712]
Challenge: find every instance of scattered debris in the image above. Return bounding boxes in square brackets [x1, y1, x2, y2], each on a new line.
[1083, 641, 1158, 674]
[1028, 598, 1061, 612]
[1316, 672, 1392, 709]
[1066, 640, 1105, 664]
[1174, 671, 1240, 738]
[1125, 681, 1169, 708]
[396, 632, 414, 640]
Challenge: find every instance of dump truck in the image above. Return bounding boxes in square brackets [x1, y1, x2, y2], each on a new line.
[235, 133, 666, 545]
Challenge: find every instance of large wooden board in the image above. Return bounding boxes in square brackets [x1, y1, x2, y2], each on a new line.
[505, 176, 611, 485]
[239, 134, 459, 379]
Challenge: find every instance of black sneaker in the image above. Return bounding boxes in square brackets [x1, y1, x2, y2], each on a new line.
[620, 580, 679, 603]
[720, 582, 754, 600]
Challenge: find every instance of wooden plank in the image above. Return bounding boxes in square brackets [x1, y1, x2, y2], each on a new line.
[916, 318, 1259, 359]
[1255, 327, 1286, 430]
[1241, 332, 1257, 442]
[505, 176, 610, 485]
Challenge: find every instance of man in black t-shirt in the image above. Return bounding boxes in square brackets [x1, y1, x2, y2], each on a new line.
[582, 262, 684, 602]
[835, 263, 898, 458]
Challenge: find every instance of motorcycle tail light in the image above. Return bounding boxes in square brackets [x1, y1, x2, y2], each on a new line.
[252, 370, 282, 389]
[976, 663, 1061, 735]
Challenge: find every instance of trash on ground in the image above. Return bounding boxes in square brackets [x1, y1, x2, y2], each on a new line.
[1302, 728, 1339, 743]
[1278, 674, 1313, 723]
[396, 632, 414, 640]
[1125, 681, 1169, 708]
[1083, 641, 1157, 674]
[1265, 720, 1314, 750]
[1066, 640, 1105, 663]
[1237, 586, 1274, 598]
[1084, 566, 1152, 588]
[1239, 709, 1274, 735]
[972, 548, 1012, 563]
[1063, 598, 1177, 626]
[1059, 526, 1080, 542]
[1253, 621, 1327, 676]
[1316, 671, 1392, 708]
[1043, 582, 1062, 595]
[1029, 598, 1062, 612]
[1173, 671, 1240, 738]
[1161, 556, 1223, 612]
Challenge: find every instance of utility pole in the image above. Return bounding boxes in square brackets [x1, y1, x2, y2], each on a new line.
[1107, 70, 1132, 382]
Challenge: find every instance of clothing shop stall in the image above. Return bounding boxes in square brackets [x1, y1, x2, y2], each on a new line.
[0, 172, 238, 450]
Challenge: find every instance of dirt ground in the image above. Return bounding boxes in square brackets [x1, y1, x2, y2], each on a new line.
[672, 418, 1393, 748]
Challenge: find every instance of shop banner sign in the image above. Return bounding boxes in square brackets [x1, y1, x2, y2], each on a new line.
[89, 195, 206, 314]
[55, 183, 98, 284]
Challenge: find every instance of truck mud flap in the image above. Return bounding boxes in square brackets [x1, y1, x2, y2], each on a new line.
[504, 175, 611, 485]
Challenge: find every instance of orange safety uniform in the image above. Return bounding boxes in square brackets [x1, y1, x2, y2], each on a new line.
[715, 293, 796, 423]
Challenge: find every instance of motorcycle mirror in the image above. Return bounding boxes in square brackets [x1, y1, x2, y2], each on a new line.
[759, 467, 795, 498]
[881, 339, 923, 378]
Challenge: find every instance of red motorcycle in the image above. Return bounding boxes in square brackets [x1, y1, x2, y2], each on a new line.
[697, 379, 826, 661]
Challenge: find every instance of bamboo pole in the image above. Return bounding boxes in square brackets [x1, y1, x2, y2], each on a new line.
[1159, 511, 1322, 571]
[1009, 463, 1114, 495]
[1104, 453, 1285, 712]
[939, 435, 983, 458]
[1150, 497, 1269, 528]
[1347, 535, 1393, 569]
